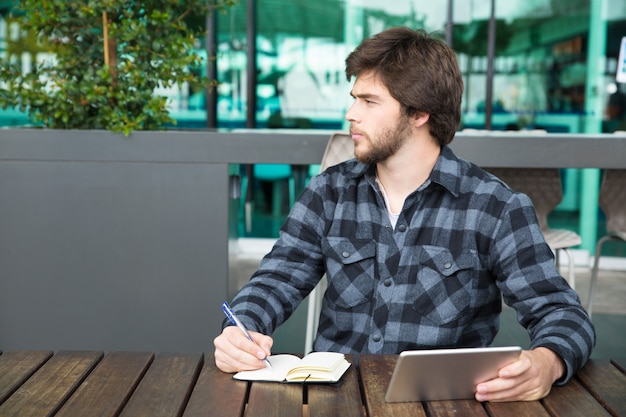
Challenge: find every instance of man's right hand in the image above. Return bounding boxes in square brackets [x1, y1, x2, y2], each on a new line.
[213, 326, 274, 373]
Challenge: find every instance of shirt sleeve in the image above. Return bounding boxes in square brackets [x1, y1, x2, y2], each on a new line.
[490, 192, 595, 384]
[226, 177, 329, 335]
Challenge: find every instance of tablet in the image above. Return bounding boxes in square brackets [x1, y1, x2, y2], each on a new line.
[385, 346, 522, 402]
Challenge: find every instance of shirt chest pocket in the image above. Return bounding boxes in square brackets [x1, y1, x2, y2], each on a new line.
[412, 246, 479, 325]
[322, 237, 377, 309]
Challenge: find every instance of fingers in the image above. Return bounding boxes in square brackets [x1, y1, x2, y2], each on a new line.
[214, 327, 273, 373]
[497, 352, 531, 378]
[476, 379, 548, 402]
[251, 330, 274, 358]
[475, 358, 527, 402]
[474, 349, 559, 402]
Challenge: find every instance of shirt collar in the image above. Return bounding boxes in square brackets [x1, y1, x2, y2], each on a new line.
[348, 146, 462, 197]
[428, 146, 461, 197]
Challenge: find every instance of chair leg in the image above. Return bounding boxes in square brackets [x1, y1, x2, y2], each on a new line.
[562, 248, 575, 290]
[553, 249, 575, 289]
[555, 249, 561, 272]
[288, 177, 296, 209]
[269, 178, 296, 218]
[245, 201, 253, 234]
[304, 286, 319, 355]
[587, 236, 612, 319]
[239, 174, 253, 234]
[271, 181, 283, 218]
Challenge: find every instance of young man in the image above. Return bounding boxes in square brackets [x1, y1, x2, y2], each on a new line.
[214, 27, 595, 402]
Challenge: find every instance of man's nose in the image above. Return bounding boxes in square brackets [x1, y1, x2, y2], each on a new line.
[345, 102, 357, 122]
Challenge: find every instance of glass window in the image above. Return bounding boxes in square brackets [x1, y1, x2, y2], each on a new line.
[213, 1, 449, 130]
[188, 0, 624, 135]
[2, 1, 625, 132]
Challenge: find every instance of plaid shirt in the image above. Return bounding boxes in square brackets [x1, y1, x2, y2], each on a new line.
[230, 146, 595, 384]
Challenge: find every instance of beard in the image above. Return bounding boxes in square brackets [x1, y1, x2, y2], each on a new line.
[354, 115, 413, 164]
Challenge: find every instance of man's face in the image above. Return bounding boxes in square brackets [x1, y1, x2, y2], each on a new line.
[345, 71, 412, 164]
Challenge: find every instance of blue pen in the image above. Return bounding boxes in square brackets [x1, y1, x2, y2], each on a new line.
[222, 301, 272, 369]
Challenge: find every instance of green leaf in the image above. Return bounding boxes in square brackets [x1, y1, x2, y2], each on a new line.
[0, 0, 231, 133]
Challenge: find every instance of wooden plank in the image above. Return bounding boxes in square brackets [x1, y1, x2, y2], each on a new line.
[0, 351, 103, 417]
[577, 360, 626, 417]
[246, 381, 303, 417]
[611, 358, 626, 374]
[359, 355, 427, 417]
[307, 355, 365, 417]
[54, 351, 154, 417]
[485, 401, 551, 417]
[543, 378, 612, 417]
[424, 400, 489, 417]
[119, 352, 203, 417]
[182, 352, 248, 417]
[0, 351, 52, 404]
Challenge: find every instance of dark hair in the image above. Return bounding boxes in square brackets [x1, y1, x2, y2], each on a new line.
[345, 27, 463, 147]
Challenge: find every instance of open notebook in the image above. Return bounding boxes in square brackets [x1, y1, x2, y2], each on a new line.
[233, 352, 351, 383]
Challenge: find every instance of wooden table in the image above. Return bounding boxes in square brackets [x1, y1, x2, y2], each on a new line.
[0, 351, 624, 417]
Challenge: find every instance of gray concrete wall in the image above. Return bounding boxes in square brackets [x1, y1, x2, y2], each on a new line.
[1, 129, 625, 353]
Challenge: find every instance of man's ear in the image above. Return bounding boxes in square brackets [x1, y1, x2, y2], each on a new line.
[413, 112, 430, 128]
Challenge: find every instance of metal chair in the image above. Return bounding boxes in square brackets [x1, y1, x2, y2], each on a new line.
[239, 164, 296, 234]
[586, 169, 626, 318]
[304, 132, 354, 354]
[485, 168, 581, 289]
[253, 164, 296, 217]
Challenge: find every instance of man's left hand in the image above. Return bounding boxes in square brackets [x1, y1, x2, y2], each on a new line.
[474, 347, 565, 402]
